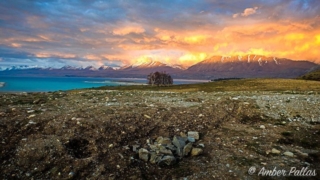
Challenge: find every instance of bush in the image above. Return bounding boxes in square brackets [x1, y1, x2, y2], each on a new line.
[147, 71, 173, 86]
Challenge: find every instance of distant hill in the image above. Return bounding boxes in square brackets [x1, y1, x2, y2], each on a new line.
[300, 65, 320, 81]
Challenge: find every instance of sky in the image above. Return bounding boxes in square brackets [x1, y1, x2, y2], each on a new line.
[0, 0, 320, 68]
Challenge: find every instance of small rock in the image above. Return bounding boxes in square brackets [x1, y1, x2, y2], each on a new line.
[271, 148, 281, 154]
[180, 132, 187, 138]
[28, 120, 36, 125]
[111, 98, 117, 102]
[27, 110, 35, 113]
[187, 137, 195, 142]
[118, 153, 124, 159]
[149, 152, 162, 164]
[139, 148, 149, 162]
[159, 146, 173, 155]
[166, 144, 177, 151]
[198, 143, 205, 148]
[295, 149, 308, 157]
[198, 114, 204, 117]
[191, 148, 203, 156]
[158, 137, 172, 145]
[68, 172, 75, 177]
[33, 99, 41, 104]
[132, 145, 140, 152]
[188, 131, 199, 140]
[158, 155, 176, 166]
[183, 142, 193, 156]
[283, 151, 294, 157]
[28, 114, 36, 118]
[260, 125, 265, 129]
[149, 145, 158, 151]
[172, 136, 186, 156]
[144, 115, 151, 119]
[108, 144, 114, 148]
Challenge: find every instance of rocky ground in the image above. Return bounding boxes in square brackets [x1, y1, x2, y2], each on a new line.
[0, 89, 319, 179]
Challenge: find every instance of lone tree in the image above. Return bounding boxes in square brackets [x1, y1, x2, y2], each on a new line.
[147, 71, 173, 86]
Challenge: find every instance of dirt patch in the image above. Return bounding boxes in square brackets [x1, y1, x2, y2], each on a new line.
[0, 90, 319, 179]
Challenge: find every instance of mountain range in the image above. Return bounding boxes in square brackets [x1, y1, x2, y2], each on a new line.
[0, 55, 318, 79]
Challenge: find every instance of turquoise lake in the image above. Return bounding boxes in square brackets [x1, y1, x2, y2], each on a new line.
[0, 76, 208, 92]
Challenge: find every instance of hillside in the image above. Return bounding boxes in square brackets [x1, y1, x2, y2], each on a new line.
[300, 66, 320, 81]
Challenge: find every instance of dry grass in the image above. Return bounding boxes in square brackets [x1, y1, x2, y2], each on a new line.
[92, 78, 320, 93]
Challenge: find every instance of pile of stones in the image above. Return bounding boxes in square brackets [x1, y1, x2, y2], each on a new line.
[137, 131, 204, 166]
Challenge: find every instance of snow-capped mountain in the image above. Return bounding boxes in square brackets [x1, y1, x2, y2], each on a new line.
[60, 65, 82, 70]
[185, 54, 317, 79]
[98, 65, 114, 70]
[121, 60, 167, 70]
[84, 66, 97, 71]
[0, 65, 40, 71]
[0, 54, 318, 79]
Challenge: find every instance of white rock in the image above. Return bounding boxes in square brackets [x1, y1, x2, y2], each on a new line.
[283, 151, 294, 157]
[271, 148, 281, 154]
[260, 125, 266, 129]
[27, 110, 35, 113]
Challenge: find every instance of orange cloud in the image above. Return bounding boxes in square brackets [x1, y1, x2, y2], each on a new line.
[233, 7, 258, 18]
[113, 24, 145, 35]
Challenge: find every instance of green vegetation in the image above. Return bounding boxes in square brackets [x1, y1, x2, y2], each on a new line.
[91, 78, 320, 93]
[300, 66, 320, 81]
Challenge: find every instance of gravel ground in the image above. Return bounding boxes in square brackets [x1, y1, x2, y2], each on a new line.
[0, 90, 319, 179]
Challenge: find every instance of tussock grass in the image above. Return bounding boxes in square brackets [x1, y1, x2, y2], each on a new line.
[92, 78, 320, 92]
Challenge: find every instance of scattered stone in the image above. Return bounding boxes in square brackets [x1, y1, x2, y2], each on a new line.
[191, 148, 203, 156]
[198, 143, 205, 148]
[108, 144, 114, 148]
[173, 136, 186, 157]
[158, 155, 176, 166]
[158, 137, 172, 145]
[28, 114, 36, 119]
[139, 148, 149, 162]
[271, 148, 281, 154]
[149, 152, 162, 164]
[27, 110, 35, 113]
[188, 131, 199, 140]
[283, 151, 294, 157]
[118, 153, 124, 159]
[159, 146, 173, 155]
[132, 145, 140, 152]
[144, 114, 151, 119]
[187, 137, 195, 142]
[260, 125, 266, 129]
[183, 142, 193, 156]
[33, 99, 41, 104]
[295, 149, 308, 157]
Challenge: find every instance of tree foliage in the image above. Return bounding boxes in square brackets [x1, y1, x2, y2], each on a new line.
[147, 71, 173, 86]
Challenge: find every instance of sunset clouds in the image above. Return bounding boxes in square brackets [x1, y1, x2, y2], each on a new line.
[0, 0, 320, 68]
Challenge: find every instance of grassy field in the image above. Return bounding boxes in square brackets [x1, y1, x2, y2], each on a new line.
[92, 78, 320, 93]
